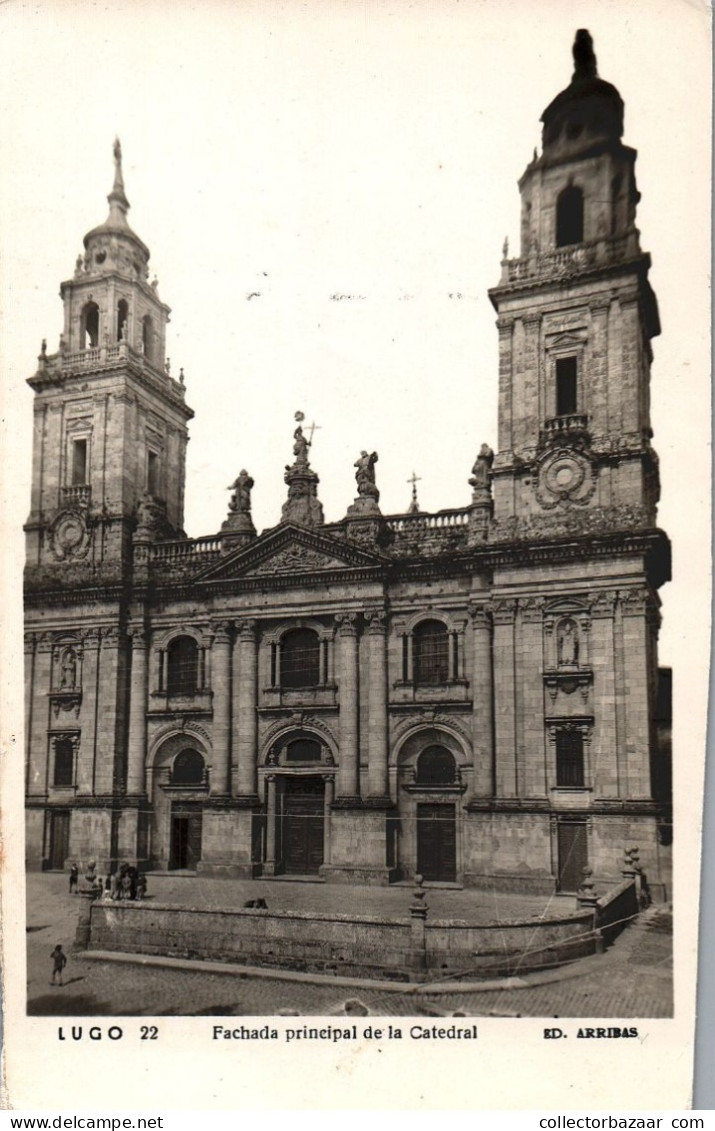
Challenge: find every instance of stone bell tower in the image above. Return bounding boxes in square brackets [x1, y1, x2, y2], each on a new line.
[489, 30, 661, 531]
[24, 140, 193, 585]
[484, 32, 671, 895]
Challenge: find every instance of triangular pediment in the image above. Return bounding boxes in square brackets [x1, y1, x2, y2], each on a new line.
[548, 332, 586, 350]
[195, 523, 386, 584]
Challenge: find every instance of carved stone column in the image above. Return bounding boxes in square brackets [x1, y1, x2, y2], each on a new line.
[366, 608, 389, 798]
[469, 603, 494, 796]
[235, 619, 258, 797]
[126, 627, 148, 795]
[210, 621, 232, 796]
[336, 613, 360, 799]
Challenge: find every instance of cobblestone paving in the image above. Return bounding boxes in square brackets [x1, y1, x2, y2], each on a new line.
[26, 875, 672, 1018]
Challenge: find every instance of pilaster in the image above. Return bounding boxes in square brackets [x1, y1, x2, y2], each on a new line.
[235, 619, 258, 797]
[210, 619, 233, 796]
[336, 613, 360, 800]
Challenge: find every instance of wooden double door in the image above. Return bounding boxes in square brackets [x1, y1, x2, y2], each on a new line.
[281, 777, 325, 875]
[416, 802, 457, 882]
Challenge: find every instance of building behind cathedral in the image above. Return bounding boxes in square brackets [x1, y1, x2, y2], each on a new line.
[24, 32, 672, 898]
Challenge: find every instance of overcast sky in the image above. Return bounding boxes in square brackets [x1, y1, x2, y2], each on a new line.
[0, 0, 711, 673]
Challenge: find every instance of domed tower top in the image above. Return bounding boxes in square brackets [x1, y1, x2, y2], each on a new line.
[540, 31, 624, 161]
[82, 138, 151, 278]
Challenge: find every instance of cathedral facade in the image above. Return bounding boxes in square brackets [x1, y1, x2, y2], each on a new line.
[24, 33, 672, 897]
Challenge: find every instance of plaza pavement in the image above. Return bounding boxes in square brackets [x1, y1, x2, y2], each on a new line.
[25, 873, 672, 1018]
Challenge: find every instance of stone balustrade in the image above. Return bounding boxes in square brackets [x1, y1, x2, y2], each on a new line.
[500, 231, 642, 285]
[386, 508, 470, 533]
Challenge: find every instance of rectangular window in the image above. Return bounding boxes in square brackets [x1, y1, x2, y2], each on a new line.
[147, 450, 159, 495]
[53, 739, 75, 787]
[556, 356, 578, 416]
[556, 730, 585, 787]
[71, 439, 88, 486]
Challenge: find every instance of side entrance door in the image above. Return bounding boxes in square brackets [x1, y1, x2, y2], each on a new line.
[48, 810, 70, 870]
[557, 819, 588, 892]
[170, 803, 203, 870]
[416, 803, 456, 882]
[282, 777, 324, 875]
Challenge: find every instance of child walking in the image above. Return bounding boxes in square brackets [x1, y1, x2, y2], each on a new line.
[50, 944, 67, 986]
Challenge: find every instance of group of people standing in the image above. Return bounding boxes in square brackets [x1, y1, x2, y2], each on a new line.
[68, 860, 147, 901]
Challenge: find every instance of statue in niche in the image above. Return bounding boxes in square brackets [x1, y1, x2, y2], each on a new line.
[227, 470, 254, 514]
[557, 619, 579, 667]
[60, 647, 77, 690]
[355, 451, 379, 498]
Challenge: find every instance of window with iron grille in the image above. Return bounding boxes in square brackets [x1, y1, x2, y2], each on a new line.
[171, 748, 205, 785]
[556, 729, 585, 787]
[166, 636, 199, 695]
[281, 628, 320, 689]
[413, 620, 449, 685]
[416, 745, 456, 785]
[285, 738, 322, 762]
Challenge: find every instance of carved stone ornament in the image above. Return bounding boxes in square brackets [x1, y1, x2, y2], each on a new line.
[254, 545, 344, 575]
[50, 509, 91, 560]
[535, 448, 596, 509]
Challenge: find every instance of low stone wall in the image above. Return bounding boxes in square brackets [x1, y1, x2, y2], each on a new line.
[86, 900, 600, 982]
[594, 878, 639, 946]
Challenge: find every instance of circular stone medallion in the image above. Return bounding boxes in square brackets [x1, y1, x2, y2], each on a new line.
[535, 448, 595, 507]
[51, 511, 91, 560]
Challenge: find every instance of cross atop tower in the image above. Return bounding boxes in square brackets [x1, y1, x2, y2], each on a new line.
[407, 471, 421, 514]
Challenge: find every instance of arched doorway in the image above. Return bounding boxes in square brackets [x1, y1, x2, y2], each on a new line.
[395, 730, 467, 883]
[149, 733, 209, 871]
[168, 749, 206, 870]
[415, 746, 458, 882]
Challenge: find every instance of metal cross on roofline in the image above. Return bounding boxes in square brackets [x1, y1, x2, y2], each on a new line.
[407, 470, 422, 513]
[294, 410, 321, 446]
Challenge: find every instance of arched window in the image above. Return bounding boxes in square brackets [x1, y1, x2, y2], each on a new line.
[53, 739, 74, 787]
[285, 738, 322, 763]
[117, 299, 129, 342]
[416, 745, 456, 785]
[280, 628, 320, 689]
[171, 748, 205, 785]
[166, 636, 199, 696]
[142, 315, 153, 362]
[556, 730, 584, 788]
[413, 620, 449, 685]
[81, 302, 99, 349]
[556, 185, 584, 247]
